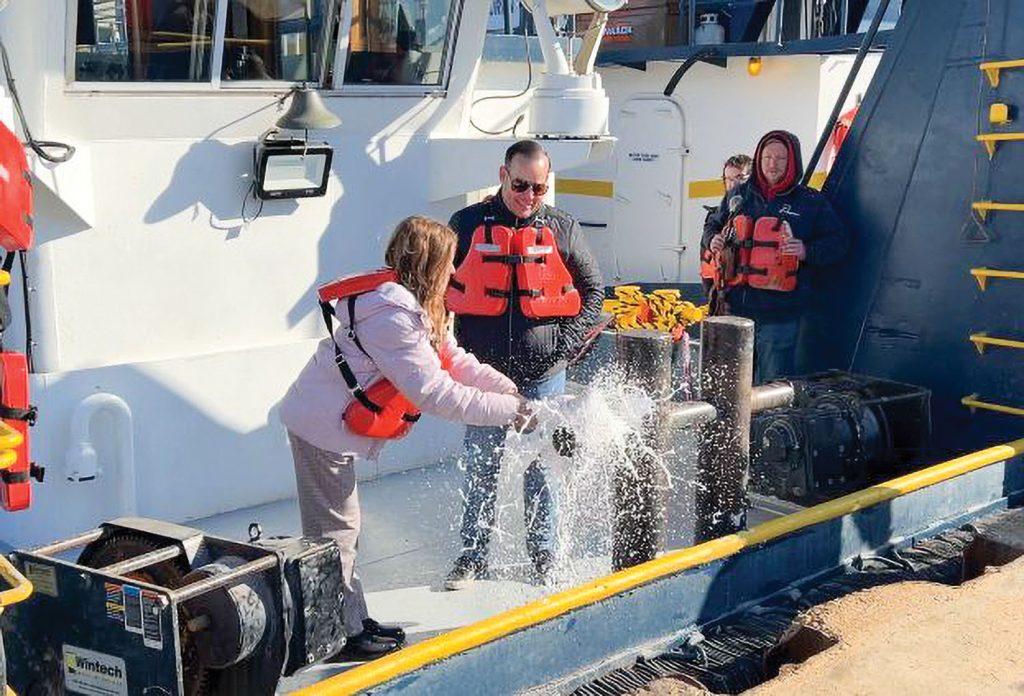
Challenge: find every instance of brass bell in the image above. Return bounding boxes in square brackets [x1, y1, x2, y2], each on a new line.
[276, 87, 341, 131]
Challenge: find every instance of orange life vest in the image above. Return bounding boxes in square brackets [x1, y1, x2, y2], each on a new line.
[701, 215, 798, 292]
[701, 215, 754, 288]
[446, 219, 582, 319]
[0, 352, 38, 511]
[0, 122, 33, 253]
[319, 269, 451, 440]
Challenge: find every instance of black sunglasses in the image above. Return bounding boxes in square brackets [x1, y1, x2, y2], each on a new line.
[509, 178, 549, 196]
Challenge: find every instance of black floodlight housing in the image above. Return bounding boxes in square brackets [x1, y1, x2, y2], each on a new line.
[255, 138, 333, 200]
[253, 87, 340, 201]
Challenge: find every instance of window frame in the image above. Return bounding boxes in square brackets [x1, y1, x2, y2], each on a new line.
[65, 0, 465, 96]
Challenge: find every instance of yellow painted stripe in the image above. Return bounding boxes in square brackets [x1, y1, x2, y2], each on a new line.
[688, 171, 828, 200]
[688, 178, 725, 199]
[555, 178, 614, 198]
[299, 437, 1024, 696]
[0, 554, 33, 608]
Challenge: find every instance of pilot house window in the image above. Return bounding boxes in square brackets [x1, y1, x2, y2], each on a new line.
[343, 0, 457, 86]
[73, 0, 460, 87]
[221, 0, 340, 82]
[75, 0, 216, 81]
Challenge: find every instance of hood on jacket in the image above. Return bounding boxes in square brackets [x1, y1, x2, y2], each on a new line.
[753, 130, 804, 200]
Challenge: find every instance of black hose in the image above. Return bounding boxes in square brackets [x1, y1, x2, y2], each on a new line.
[0, 39, 74, 163]
[19, 250, 32, 371]
[663, 48, 721, 97]
[801, 0, 892, 184]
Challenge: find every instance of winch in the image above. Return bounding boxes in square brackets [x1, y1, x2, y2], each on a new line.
[1, 517, 346, 695]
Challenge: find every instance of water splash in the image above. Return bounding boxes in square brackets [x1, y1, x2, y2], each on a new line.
[479, 368, 671, 588]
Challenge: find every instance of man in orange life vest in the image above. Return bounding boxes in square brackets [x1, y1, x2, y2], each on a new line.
[700, 153, 753, 296]
[444, 140, 605, 589]
[702, 130, 847, 382]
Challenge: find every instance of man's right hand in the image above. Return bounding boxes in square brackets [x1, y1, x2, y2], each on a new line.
[709, 232, 727, 253]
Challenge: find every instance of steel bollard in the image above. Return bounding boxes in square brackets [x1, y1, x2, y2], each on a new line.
[696, 316, 755, 542]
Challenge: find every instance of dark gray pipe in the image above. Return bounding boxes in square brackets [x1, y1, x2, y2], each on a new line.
[662, 400, 718, 429]
[751, 381, 795, 413]
[696, 316, 755, 543]
[612, 330, 674, 571]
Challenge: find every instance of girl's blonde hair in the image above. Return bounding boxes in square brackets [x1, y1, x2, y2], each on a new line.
[385, 216, 457, 351]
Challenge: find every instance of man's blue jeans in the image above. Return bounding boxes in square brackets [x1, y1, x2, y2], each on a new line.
[458, 371, 566, 567]
[754, 319, 800, 383]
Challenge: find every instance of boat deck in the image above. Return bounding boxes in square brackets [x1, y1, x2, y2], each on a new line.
[192, 458, 797, 692]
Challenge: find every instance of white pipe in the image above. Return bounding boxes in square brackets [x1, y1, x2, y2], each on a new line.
[530, 0, 572, 76]
[65, 393, 137, 517]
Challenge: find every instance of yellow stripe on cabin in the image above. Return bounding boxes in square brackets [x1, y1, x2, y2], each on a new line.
[688, 171, 830, 200]
[555, 178, 614, 198]
[688, 179, 726, 199]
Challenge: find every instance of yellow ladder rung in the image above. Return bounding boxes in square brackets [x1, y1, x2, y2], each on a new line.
[976, 132, 1024, 158]
[969, 332, 1024, 354]
[980, 59, 1024, 87]
[962, 393, 1024, 417]
[971, 267, 1024, 291]
[972, 200, 1024, 220]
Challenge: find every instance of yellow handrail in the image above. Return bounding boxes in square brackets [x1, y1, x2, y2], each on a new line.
[298, 438, 1024, 696]
[972, 200, 1024, 220]
[962, 394, 1024, 417]
[970, 332, 1024, 355]
[980, 58, 1024, 87]
[0, 554, 33, 608]
[976, 132, 1024, 158]
[971, 267, 1024, 291]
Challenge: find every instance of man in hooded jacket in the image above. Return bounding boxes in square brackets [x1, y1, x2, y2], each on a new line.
[702, 130, 848, 381]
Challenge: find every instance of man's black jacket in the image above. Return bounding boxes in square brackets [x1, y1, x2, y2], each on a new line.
[448, 195, 604, 385]
[701, 179, 848, 322]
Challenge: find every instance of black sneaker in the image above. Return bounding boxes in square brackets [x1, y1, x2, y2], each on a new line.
[340, 630, 400, 661]
[444, 554, 487, 591]
[363, 618, 406, 645]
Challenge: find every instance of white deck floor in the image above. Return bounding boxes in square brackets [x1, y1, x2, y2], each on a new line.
[192, 452, 796, 692]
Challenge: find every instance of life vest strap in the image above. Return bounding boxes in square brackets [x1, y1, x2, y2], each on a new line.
[449, 278, 466, 292]
[0, 405, 35, 424]
[485, 287, 513, 298]
[745, 267, 799, 278]
[1, 470, 28, 484]
[346, 295, 371, 358]
[321, 295, 384, 415]
[481, 254, 545, 265]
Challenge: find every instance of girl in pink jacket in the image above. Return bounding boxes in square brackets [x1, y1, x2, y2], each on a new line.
[280, 216, 528, 659]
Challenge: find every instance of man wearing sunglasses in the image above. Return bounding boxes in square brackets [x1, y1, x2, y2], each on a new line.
[444, 140, 604, 590]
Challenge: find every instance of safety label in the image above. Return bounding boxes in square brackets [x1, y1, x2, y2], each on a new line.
[104, 583, 124, 623]
[141, 590, 164, 650]
[122, 584, 143, 634]
[628, 152, 660, 163]
[23, 560, 58, 597]
[62, 644, 128, 696]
